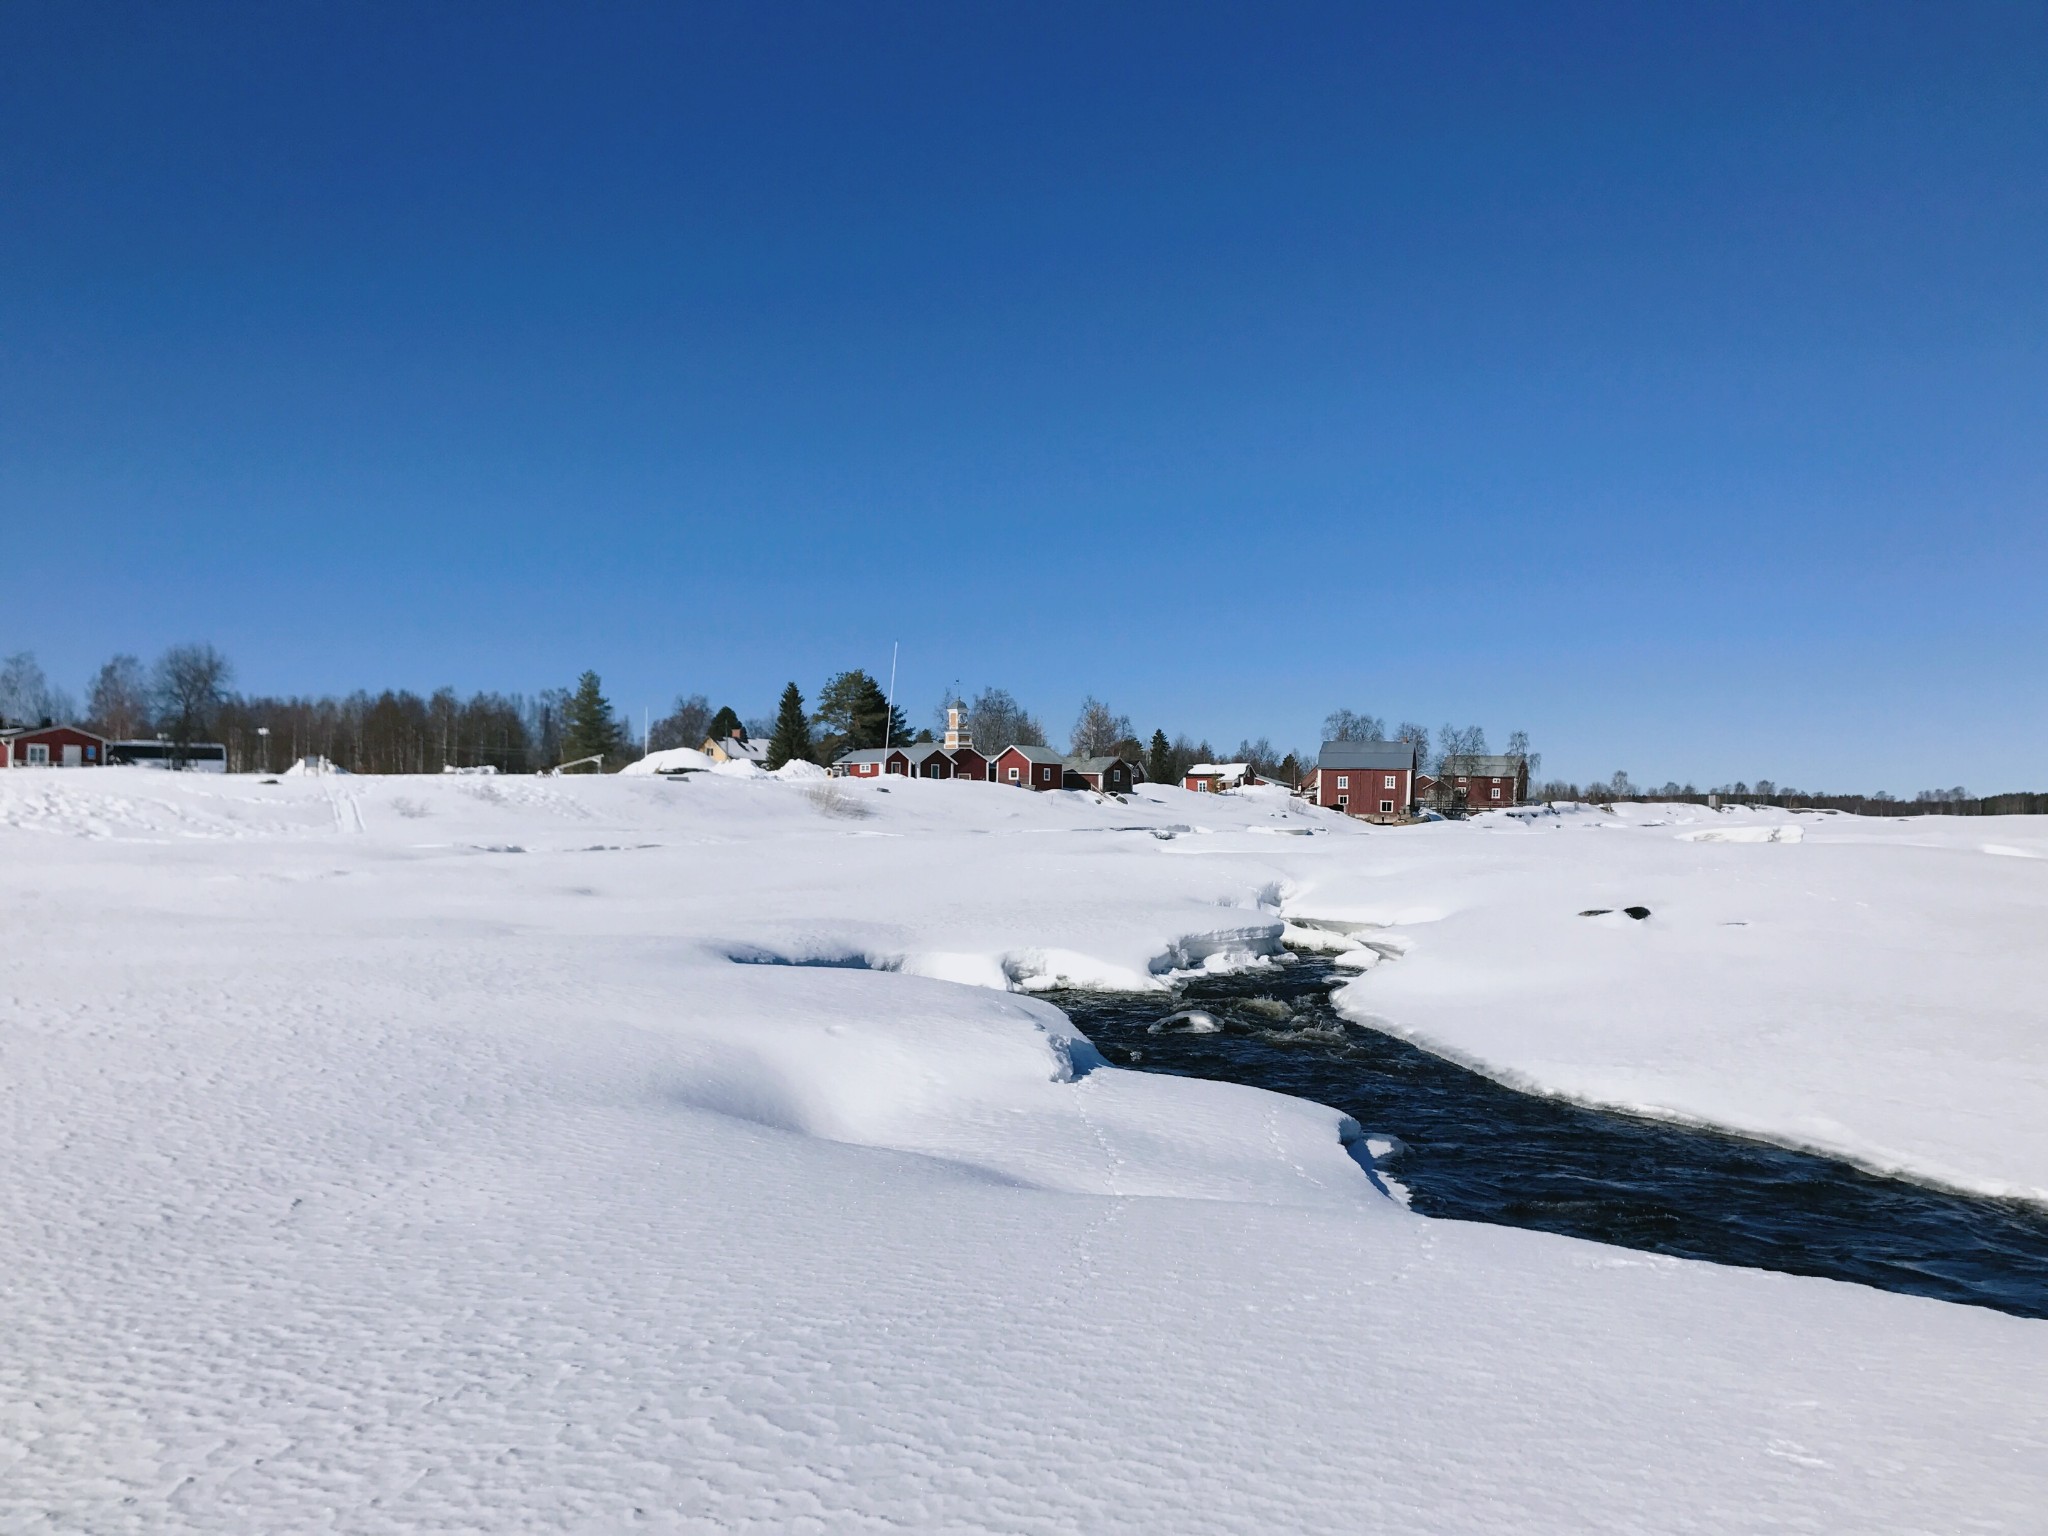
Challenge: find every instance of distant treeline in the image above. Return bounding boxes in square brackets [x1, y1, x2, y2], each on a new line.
[1590, 790, 2048, 819]
[1533, 769, 2044, 816]
[218, 690, 549, 775]
[6, 646, 2040, 805]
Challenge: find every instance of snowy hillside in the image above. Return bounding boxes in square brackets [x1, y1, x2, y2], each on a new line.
[4, 768, 2044, 1532]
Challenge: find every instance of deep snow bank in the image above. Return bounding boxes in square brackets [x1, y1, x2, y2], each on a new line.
[3, 771, 2044, 1533]
[1305, 800, 2048, 1200]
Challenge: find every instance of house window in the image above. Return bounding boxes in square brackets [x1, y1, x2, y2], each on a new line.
[1008, 767, 1019, 782]
[1336, 775, 1349, 789]
[1491, 787, 1501, 800]
[1380, 800, 1394, 814]
[1384, 775, 1396, 789]
[27, 744, 49, 765]
[1336, 794, 1348, 810]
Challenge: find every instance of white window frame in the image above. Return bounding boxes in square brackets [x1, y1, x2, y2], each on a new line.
[27, 744, 48, 765]
[1491, 787, 1501, 799]
[1008, 766, 1020, 782]
[1336, 774, 1348, 789]
[1380, 799, 1394, 814]
[1384, 775, 1396, 789]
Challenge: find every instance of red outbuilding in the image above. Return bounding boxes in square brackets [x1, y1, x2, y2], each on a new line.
[0, 723, 110, 769]
[992, 744, 1067, 790]
[1064, 755, 1136, 793]
[835, 747, 913, 778]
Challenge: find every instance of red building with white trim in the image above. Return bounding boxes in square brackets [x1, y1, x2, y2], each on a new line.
[0, 724, 110, 768]
[1313, 739, 1419, 821]
[992, 745, 1066, 789]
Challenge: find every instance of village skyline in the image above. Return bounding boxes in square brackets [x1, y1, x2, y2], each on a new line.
[0, 641, 2004, 809]
[5, 8, 2043, 793]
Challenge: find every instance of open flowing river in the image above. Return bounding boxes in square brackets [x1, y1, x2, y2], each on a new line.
[1051, 954, 2048, 1320]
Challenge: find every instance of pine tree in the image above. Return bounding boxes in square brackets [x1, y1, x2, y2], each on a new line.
[561, 670, 623, 769]
[765, 683, 813, 769]
[813, 670, 910, 760]
[1148, 729, 1172, 785]
[707, 704, 745, 744]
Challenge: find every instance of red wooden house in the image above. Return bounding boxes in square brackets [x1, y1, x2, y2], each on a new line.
[1437, 756, 1529, 810]
[1314, 739, 1418, 821]
[0, 723, 110, 768]
[1064, 755, 1135, 793]
[835, 747, 913, 779]
[832, 708, 994, 782]
[1183, 762, 1249, 793]
[992, 744, 1066, 790]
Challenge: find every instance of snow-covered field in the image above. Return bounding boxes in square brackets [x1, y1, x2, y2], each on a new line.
[4, 766, 2044, 1532]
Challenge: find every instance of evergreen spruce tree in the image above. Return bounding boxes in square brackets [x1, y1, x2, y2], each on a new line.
[706, 704, 745, 744]
[1148, 729, 1172, 786]
[561, 670, 623, 769]
[764, 683, 813, 769]
[814, 670, 910, 758]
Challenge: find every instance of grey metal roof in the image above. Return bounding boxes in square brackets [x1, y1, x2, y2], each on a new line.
[1317, 739, 1419, 771]
[1445, 755, 1525, 777]
[997, 744, 1067, 765]
[839, 740, 1043, 767]
[1065, 756, 1130, 775]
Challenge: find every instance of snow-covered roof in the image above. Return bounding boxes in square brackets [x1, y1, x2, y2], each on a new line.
[706, 735, 769, 763]
[623, 747, 715, 776]
[1187, 762, 1248, 778]
[1318, 740, 1418, 771]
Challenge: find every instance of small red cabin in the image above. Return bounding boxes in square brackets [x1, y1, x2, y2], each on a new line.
[835, 747, 913, 779]
[1064, 755, 1135, 793]
[0, 724, 109, 768]
[992, 745, 1066, 790]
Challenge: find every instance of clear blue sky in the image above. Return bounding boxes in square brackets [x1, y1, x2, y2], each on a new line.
[3, 3, 2042, 791]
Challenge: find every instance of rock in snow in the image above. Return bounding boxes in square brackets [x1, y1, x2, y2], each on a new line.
[2, 769, 2044, 1533]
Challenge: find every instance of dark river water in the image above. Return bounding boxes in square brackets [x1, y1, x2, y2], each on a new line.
[1050, 955, 2048, 1320]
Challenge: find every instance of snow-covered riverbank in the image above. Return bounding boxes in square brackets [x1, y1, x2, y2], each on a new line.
[5, 768, 2044, 1532]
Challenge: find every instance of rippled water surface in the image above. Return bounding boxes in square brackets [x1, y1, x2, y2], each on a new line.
[1052, 956, 2048, 1319]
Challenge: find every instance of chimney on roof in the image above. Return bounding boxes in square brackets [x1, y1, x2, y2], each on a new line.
[730, 728, 743, 740]
[944, 704, 969, 752]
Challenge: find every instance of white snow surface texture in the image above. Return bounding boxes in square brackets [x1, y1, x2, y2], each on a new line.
[3, 770, 2043, 1533]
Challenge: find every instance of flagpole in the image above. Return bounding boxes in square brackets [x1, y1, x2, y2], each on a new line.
[883, 642, 899, 749]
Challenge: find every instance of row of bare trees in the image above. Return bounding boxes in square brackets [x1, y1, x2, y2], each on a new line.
[1321, 710, 1541, 783]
